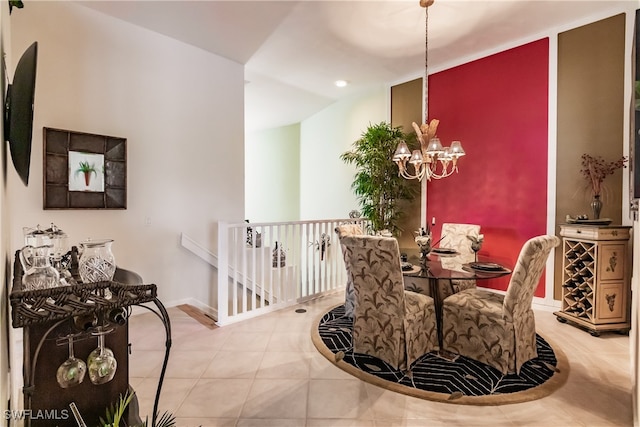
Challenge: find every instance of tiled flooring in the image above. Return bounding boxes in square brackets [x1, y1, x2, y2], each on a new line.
[129, 294, 633, 426]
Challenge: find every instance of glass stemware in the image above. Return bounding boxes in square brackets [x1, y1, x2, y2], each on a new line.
[56, 335, 86, 388]
[470, 239, 483, 262]
[87, 328, 117, 385]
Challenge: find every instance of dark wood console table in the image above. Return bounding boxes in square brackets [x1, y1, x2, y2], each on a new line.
[9, 251, 172, 427]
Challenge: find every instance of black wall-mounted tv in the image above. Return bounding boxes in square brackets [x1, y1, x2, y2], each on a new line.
[4, 41, 37, 186]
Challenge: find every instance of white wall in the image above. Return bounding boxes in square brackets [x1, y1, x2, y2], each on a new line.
[245, 124, 300, 222]
[7, 1, 245, 309]
[300, 87, 389, 220]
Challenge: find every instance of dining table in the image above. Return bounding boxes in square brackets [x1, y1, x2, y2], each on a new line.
[402, 251, 512, 358]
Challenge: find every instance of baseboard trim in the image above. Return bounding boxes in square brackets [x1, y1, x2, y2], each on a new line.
[129, 297, 218, 321]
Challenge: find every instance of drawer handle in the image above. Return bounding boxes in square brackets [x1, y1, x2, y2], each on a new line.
[576, 230, 581, 233]
[612, 230, 618, 236]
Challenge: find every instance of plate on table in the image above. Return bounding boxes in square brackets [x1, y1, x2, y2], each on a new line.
[431, 247, 458, 255]
[566, 218, 613, 226]
[468, 262, 505, 272]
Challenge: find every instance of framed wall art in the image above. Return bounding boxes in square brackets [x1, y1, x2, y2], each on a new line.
[43, 127, 127, 209]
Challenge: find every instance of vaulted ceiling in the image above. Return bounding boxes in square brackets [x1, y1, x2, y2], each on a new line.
[77, 1, 634, 131]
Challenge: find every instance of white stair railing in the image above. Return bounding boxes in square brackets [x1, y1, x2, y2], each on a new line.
[216, 218, 368, 326]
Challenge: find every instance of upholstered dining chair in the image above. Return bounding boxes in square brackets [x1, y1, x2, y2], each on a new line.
[341, 235, 438, 371]
[438, 223, 481, 298]
[335, 223, 364, 318]
[441, 234, 560, 374]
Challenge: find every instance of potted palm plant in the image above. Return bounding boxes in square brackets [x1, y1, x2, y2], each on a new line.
[98, 390, 176, 427]
[75, 161, 98, 187]
[340, 122, 419, 236]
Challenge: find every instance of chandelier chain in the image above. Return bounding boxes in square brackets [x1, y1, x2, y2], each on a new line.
[391, 1, 466, 182]
[424, 6, 429, 124]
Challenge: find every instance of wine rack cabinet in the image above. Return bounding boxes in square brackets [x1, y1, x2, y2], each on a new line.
[554, 224, 631, 336]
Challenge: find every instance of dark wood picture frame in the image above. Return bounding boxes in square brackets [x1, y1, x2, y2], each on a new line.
[43, 127, 127, 209]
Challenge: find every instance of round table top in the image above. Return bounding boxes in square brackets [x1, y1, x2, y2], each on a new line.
[403, 254, 511, 280]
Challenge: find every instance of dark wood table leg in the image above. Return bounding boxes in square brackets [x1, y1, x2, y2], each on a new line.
[430, 278, 458, 361]
[428, 277, 443, 350]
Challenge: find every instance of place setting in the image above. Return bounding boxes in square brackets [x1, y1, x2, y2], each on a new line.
[464, 261, 510, 274]
[430, 247, 458, 256]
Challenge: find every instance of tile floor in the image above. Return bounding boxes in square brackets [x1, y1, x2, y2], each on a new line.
[128, 294, 633, 427]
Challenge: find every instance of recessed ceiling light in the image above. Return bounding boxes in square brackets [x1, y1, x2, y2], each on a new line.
[335, 80, 348, 88]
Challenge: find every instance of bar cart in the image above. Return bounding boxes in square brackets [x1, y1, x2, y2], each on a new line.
[9, 250, 172, 427]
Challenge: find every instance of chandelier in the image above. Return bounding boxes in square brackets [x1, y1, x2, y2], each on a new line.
[392, 0, 466, 181]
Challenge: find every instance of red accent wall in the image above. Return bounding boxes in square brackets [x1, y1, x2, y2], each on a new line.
[427, 39, 549, 296]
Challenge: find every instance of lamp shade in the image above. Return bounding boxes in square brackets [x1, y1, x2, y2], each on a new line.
[393, 141, 412, 161]
[409, 149, 424, 165]
[425, 137, 444, 154]
[450, 140, 465, 157]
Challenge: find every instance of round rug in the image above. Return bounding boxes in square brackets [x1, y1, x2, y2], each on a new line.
[312, 304, 569, 405]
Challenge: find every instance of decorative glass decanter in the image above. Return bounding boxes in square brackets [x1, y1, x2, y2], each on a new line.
[78, 239, 116, 283]
[19, 244, 60, 290]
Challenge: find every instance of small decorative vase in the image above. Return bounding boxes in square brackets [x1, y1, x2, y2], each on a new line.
[591, 195, 603, 219]
[415, 235, 432, 260]
[272, 242, 286, 268]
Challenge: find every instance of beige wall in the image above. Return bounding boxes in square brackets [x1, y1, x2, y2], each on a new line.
[391, 77, 423, 254]
[554, 14, 626, 299]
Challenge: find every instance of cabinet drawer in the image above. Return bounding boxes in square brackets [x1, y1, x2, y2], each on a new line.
[597, 244, 626, 281]
[561, 225, 630, 241]
[595, 282, 626, 322]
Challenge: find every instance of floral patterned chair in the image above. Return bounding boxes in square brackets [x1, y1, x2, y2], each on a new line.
[441, 234, 560, 374]
[437, 223, 481, 298]
[341, 235, 438, 371]
[335, 224, 364, 318]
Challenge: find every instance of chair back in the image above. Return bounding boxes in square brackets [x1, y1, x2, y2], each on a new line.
[335, 224, 364, 318]
[113, 267, 143, 285]
[335, 223, 363, 238]
[341, 235, 405, 304]
[503, 235, 560, 317]
[440, 223, 480, 257]
[341, 235, 408, 366]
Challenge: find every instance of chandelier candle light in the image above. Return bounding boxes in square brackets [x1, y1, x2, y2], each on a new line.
[393, 0, 466, 181]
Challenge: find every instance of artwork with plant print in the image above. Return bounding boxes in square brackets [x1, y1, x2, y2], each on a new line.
[69, 151, 105, 192]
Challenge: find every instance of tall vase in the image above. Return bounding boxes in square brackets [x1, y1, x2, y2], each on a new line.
[591, 195, 603, 220]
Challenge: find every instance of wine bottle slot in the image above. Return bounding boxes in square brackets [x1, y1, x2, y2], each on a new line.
[107, 307, 127, 325]
[73, 314, 97, 331]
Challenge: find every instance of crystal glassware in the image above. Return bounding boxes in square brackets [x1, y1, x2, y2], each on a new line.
[78, 239, 116, 283]
[470, 235, 483, 262]
[87, 328, 117, 385]
[56, 335, 86, 389]
[19, 244, 60, 290]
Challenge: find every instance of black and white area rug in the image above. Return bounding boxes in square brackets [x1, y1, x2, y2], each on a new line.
[312, 304, 569, 405]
